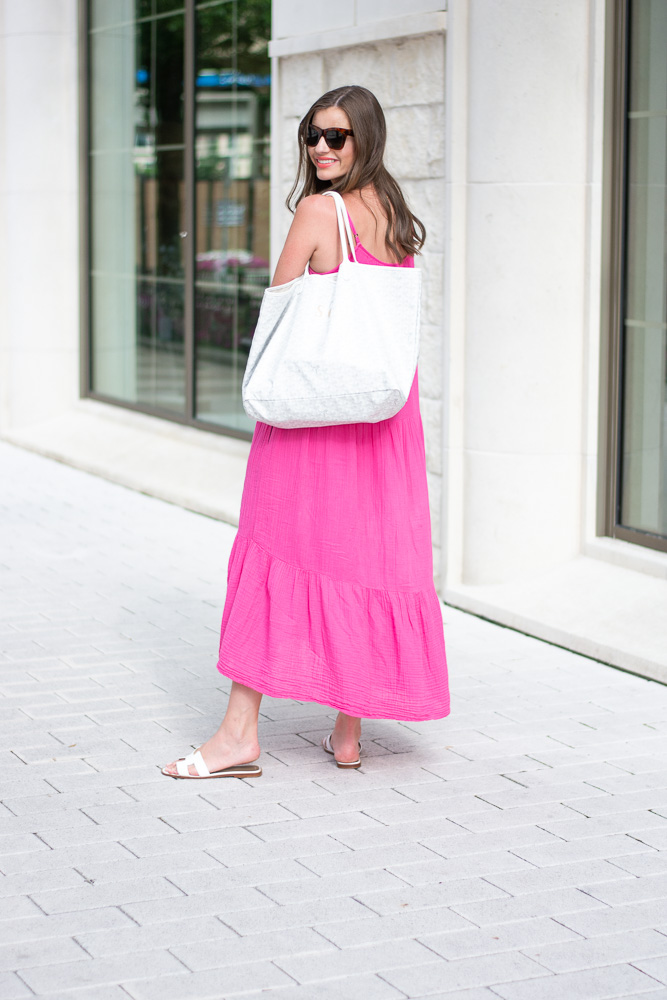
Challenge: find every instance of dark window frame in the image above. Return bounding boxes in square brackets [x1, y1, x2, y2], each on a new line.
[78, 0, 255, 443]
[600, 0, 667, 553]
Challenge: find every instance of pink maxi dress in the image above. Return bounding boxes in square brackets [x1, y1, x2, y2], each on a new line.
[216, 209, 450, 721]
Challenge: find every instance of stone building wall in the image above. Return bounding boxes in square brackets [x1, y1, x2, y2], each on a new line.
[274, 31, 446, 577]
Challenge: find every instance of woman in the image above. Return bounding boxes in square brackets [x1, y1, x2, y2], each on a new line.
[163, 85, 449, 779]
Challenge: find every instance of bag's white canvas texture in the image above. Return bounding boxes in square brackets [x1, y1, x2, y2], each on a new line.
[242, 191, 421, 429]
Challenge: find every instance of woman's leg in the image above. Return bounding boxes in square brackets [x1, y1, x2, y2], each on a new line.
[330, 710, 362, 763]
[163, 680, 262, 776]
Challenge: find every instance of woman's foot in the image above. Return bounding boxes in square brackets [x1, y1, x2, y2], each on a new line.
[162, 731, 260, 777]
[330, 711, 362, 764]
[163, 680, 263, 778]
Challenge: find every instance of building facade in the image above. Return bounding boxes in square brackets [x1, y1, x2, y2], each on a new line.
[1, 0, 666, 682]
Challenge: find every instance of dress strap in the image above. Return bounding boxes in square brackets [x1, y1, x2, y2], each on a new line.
[345, 206, 359, 242]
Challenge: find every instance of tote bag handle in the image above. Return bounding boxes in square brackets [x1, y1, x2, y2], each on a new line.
[322, 191, 358, 266]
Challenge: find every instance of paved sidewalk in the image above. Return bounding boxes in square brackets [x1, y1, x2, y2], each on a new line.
[1, 440, 667, 1000]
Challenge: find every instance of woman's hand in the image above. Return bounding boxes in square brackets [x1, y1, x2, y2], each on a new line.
[271, 194, 336, 286]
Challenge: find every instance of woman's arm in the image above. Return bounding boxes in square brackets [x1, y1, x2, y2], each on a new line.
[271, 194, 336, 287]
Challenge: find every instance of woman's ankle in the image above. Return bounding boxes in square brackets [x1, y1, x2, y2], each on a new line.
[333, 712, 361, 740]
[215, 726, 258, 746]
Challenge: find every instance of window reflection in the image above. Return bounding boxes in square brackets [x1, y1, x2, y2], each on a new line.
[620, 0, 667, 538]
[194, 1, 271, 431]
[90, 2, 186, 412]
[88, 0, 270, 431]
[133, 9, 186, 411]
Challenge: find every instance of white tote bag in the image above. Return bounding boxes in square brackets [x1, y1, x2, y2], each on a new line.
[242, 190, 421, 429]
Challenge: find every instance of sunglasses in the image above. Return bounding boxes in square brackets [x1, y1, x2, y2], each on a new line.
[305, 124, 354, 150]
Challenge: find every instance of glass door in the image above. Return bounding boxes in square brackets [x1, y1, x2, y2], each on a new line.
[85, 0, 270, 437]
[617, 0, 667, 544]
[89, 0, 187, 413]
[193, 1, 270, 432]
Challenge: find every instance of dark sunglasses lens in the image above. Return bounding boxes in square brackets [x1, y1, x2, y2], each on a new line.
[324, 130, 345, 150]
[305, 126, 347, 150]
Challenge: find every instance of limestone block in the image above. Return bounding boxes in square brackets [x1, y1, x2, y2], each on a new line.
[432, 543, 441, 586]
[417, 251, 445, 327]
[280, 54, 327, 119]
[280, 117, 301, 189]
[277, 190, 294, 246]
[324, 41, 394, 110]
[417, 324, 443, 400]
[392, 33, 445, 107]
[420, 396, 442, 475]
[427, 470, 441, 548]
[385, 104, 444, 179]
[399, 179, 445, 252]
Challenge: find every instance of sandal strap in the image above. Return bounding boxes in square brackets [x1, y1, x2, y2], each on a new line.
[175, 749, 210, 777]
[324, 732, 362, 758]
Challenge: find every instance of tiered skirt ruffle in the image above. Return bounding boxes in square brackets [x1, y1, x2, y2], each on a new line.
[217, 533, 450, 720]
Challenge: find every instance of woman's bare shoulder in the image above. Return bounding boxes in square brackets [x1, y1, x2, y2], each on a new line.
[294, 193, 337, 221]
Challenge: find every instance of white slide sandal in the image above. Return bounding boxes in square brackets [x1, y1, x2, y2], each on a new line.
[162, 748, 262, 779]
[322, 733, 362, 769]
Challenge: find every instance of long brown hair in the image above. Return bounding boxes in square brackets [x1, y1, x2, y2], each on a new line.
[286, 85, 426, 262]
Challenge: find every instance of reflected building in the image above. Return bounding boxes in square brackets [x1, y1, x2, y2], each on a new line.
[88, 0, 270, 434]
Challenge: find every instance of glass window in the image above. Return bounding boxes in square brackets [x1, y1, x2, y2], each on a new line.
[194, 1, 270, 431]
[619, 0, 667, 540]
[86, 0, 270, 434]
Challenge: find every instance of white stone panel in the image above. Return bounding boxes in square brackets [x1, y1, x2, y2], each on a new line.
[392, 33, 445, 107]
[3, 0, 75, 34]
[4, 34, 77, 195]
[273, 0, 355, 41]
[0, 0, 80, 435]
[8, 344, 78, 429]
[357, 0, 448, 24]
[464, 181, 585, 455]
[4, 191, 79, 354]
[462, 451, 581, 584]
[467, 0, 589, 183]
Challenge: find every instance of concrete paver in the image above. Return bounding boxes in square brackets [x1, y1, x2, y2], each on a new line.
[1, 440, 667, 999]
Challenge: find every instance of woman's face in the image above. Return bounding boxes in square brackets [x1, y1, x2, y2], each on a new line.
[308, 107, 356, 181]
